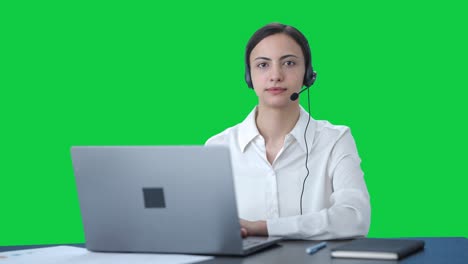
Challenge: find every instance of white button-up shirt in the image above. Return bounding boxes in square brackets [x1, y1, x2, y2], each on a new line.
[206, 106, 371, 240]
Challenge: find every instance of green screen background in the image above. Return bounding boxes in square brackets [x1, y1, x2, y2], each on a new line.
[1, 1, 466, 245]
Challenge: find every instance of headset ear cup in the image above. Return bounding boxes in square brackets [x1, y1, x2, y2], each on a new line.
[310, 70, 317, 86]
[245, 65, 253, 89]
[304, 67, 317, 87]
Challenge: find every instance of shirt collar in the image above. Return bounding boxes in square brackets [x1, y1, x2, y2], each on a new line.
[238, 106, 260, 152]
[237, 106, 316, 153]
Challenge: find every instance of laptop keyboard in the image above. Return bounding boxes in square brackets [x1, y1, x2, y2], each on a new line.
[242, 238, 264, 248]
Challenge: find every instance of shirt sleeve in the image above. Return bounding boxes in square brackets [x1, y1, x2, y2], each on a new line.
[266, 128, 371, 240]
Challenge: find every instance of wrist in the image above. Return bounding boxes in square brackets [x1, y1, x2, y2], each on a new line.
[254, 220, 268, 236]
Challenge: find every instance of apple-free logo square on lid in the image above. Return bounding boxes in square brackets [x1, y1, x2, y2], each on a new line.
[142, 187, 166, 208]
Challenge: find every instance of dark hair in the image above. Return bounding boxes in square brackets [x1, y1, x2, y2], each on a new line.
[245, 23, 314, 88]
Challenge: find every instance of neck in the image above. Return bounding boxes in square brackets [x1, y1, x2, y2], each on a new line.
[255, 104, 300, 143]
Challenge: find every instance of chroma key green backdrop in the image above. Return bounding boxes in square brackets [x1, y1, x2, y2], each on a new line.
[1, 1, 467, 245]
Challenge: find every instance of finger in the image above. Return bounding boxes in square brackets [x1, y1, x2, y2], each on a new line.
[241, 227, 248, 238]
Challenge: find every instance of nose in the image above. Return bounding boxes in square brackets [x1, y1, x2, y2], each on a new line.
[269, 64, 284, 83]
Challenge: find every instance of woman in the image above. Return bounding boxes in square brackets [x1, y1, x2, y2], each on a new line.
[206, 23, 370, 240]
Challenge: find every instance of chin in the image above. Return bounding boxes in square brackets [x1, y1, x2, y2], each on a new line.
[260, 98, 295, 109]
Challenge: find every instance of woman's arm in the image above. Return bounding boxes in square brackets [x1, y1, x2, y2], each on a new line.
[266, 130, 371, 239]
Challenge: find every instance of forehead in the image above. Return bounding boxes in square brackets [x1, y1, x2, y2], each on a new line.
[250, 33, 303, 60]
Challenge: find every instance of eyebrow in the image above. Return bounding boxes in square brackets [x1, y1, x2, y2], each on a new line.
[254, 54, 299, 61]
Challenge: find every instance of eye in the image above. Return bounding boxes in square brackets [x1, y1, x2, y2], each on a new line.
[284, 61, 296, 66]
[257, 62, 268, 68]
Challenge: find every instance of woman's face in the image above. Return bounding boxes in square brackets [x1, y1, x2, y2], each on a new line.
[249, 33, 306, 109]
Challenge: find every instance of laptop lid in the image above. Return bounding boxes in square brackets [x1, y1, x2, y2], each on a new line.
[71, 146, 246, 255]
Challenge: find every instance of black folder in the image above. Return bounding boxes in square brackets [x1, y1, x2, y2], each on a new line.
[331, 238, 425, 260]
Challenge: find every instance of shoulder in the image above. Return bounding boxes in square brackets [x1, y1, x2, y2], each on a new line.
[311, 119, 358, 152]
[205, 107, 257, 147]
[312, 119, 360, 158]
[314, 120, 351, 139]
[298, 107, 352, 145]
[205, 125, 239, 146]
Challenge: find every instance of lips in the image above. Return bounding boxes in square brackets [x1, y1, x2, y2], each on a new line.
[266, 87, 287, 95]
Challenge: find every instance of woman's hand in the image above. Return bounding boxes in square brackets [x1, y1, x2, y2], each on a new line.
[239, 219, 268, 237]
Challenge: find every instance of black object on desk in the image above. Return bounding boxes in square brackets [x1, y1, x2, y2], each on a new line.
[331, 238, 425, 260]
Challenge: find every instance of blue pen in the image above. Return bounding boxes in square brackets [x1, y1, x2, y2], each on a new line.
[305, 242, 327, 255]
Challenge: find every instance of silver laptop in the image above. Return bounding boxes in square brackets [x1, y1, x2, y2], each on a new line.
[71, 146, 282, 256]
